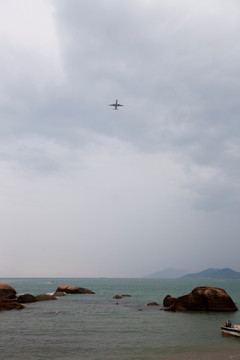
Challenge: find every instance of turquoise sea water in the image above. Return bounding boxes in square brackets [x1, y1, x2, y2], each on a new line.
[1, 278, 240, 360]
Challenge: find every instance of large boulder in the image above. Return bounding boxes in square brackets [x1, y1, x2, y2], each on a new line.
[0, 299, 24, 311]
[56, 285, 95, 294]
[0, 282, 17, 299]
[163, 286, 238, 312]
[17, 294, 37, 303]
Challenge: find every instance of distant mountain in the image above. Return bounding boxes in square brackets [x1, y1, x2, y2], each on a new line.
[145, 268, 187, 279]
[182, 268, 240, 279]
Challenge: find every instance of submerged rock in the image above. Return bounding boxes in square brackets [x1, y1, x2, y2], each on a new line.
[56, 285, 95, 294]
[163, 286, 238, 312]
[36, 294, 57, 301]
[113, 295, 122, 299]
[147, 302, 159, 306]
[53, 291, 66, 297]
[113, 294, 131, 299]
[0, 298, 24, 311]
[17, 294, 37, 303]
[0, 282, 17, 299]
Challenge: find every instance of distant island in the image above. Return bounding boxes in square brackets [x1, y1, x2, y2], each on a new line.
[145, 267, 240, 279]
[181, 268, 240, 279]
[145, 268, 187, 279]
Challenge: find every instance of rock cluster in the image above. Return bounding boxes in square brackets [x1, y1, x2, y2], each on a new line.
[0, 298, 24, 311]
[163, 286, 238, 312]
[0, 282, 95, 312]
[1, 282, 237, 314]
[113, 294, 131, 299]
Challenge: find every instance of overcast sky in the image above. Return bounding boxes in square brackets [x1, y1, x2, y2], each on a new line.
[1, 0, 240, 277]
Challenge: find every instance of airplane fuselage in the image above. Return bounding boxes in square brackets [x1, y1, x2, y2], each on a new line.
[109, 99, 123, 110]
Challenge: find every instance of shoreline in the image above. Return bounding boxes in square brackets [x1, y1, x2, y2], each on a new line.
[154, 349, 240, 360]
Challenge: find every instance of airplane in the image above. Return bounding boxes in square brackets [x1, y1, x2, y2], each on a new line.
[109, 99, 123, 110]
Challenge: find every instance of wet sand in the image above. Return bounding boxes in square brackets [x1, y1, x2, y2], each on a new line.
[156, 350, 240, 360]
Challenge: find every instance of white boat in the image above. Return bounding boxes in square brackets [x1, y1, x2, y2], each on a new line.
[221, 323, 240, 337]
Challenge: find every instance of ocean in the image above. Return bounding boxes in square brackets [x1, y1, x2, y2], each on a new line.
[1, 278, 240, 360]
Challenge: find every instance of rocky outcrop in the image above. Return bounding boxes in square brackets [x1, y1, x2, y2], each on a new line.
[113, 295, 122, 299]
[17, 294, 37, 303]
[163, 286, 238, 312]
[56, 285, 95, 294]
[113, 294, 132, 299]
[35, 294, 57, 301]
[0, 298, 24, 311]
[0, 282, 17, 299]
[147, 301, 159, 306]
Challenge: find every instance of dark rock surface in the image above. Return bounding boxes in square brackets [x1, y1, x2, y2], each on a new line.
[113, 295, 122, 299]
[147, 301, 159, 306]
[163, 286, 238, 312]
[0, 298, 24, 311]
[53, 291, 66, 297]
[35, 294, 57, 301]
[0, 282, 17, 299]
[17, 294, 37, 303]
[163, 295, 176, 307]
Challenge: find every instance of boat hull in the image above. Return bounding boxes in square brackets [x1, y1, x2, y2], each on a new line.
[221, 326, 240, 337]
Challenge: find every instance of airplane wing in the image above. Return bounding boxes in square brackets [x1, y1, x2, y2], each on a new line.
[109, 104, 115, 106]
[117, 104, 123, 106]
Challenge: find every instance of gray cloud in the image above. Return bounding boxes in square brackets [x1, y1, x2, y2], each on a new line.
[1, 0, 240, 276]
